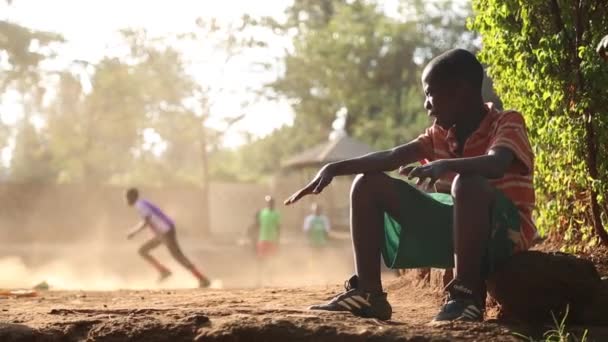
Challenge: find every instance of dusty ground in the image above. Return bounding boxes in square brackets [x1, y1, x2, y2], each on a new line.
[2, 278, 525, 342]
[2, 242, 607, 341]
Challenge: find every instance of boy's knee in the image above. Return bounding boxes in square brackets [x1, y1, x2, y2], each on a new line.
[351, 172, 387, 197]
[451, 174, 491, 200]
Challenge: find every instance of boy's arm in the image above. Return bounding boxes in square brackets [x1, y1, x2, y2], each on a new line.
[444, 148, 514, 178]
[284, 140, 425, 205]
[330, 140, 424, 176]
[406, 111, 531, 186]
[127, 218, 149, 239]
[403, 147, 514, 187]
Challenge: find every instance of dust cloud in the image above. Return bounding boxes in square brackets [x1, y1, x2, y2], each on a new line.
[0, 185, 360, 291]
[0, 240, 356, 291]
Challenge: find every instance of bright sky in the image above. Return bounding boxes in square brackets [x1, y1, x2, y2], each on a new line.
[2, 0, 299, 147]
[2, 0, 403, 152]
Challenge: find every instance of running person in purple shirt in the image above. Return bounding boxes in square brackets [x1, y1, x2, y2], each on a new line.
[125, 188, 210, 288]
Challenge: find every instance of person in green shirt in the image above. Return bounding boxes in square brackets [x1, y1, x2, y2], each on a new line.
[302, 203, 332, 271]
[256, 195, 281, 258]
[253, 195, 281, 287]
[302, 203, 331, 248]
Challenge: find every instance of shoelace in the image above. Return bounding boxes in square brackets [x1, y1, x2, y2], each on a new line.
[344, 279, 352, 291]
[324, 280, 354, 303]
[343, 276, 358, 291]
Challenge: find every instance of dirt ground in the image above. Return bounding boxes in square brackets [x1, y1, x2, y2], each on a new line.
[4, 276, 607, 342]
[2, 242, 607, 341]
[2, 278, 523, 342]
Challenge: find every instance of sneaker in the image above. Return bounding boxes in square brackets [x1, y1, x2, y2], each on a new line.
[198, 277, 211, 288]
[309, 275, 392, 321]
[433, 297, 484, 322]
[433, 281, 484, 322]
[157, 270, 172, 283]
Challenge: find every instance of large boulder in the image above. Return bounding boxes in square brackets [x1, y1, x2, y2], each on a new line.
[487, 251, 608, 324]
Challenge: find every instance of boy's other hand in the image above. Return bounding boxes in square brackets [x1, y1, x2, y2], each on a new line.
[597, 35, 608, 61]
[398, 165, 415, 177]
[406, 160, 449, 188]
[284, 165, 335, 205]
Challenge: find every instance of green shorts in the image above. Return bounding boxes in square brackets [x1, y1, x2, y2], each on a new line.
[382, 178, 521, 276]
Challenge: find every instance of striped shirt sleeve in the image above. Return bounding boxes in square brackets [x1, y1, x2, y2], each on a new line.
[489, 111, 533, 175]
[414, 127, 434, 161]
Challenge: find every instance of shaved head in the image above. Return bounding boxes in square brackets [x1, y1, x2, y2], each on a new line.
[421, 49, 485, 129]
[422, 49, 484, 91]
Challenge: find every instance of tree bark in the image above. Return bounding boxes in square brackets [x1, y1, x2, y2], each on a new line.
[584, 117, 608, 245]
[573, 1, 608, 245]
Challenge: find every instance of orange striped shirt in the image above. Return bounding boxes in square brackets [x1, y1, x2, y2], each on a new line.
[415, 102, 537, 250]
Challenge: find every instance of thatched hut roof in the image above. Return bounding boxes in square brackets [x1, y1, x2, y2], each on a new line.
[282, 135, 374, 170]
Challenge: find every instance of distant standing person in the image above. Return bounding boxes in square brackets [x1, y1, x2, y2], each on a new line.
[302, 203, 331, 249]
[302, 202, 332, 271]
[253, 195, 281, 286]
[125, 188, 211, 288]
[256, 195, 281, 258]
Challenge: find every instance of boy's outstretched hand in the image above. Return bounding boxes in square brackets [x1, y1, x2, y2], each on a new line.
[399, 160, 449, 188]
[284, 165, 335, 205]
[598, 35, 608, 61]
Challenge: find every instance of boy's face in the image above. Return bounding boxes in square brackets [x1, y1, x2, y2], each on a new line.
[126, 193, 137, 206]
[421, 69, 469, 129]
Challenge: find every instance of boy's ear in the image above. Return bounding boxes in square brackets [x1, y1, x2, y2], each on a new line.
[455, 80, 476, 97]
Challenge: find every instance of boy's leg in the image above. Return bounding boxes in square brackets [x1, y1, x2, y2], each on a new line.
[254, 241, 266, 287]
[255, 252, 264, 287]
[163, 229, 210, 287]
[450, 174, 493, 297]
[432, 174, 494, 322]
[138, 237, 171, 278]
[309, 173, 410, 321]
[350, 173, 404, 293]
[258, 241, 279, 286]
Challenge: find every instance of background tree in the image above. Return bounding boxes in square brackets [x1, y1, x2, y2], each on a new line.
[470, 0, 608, 248]
[210, 0, 478, 182]
[0, 17, 64, 181]
[1, 0, 490, 188]
[21, 29, 215, 185]
[270, 0, 476, 149]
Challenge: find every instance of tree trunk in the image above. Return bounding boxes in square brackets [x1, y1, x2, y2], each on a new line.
[583, 117, 608, 245]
